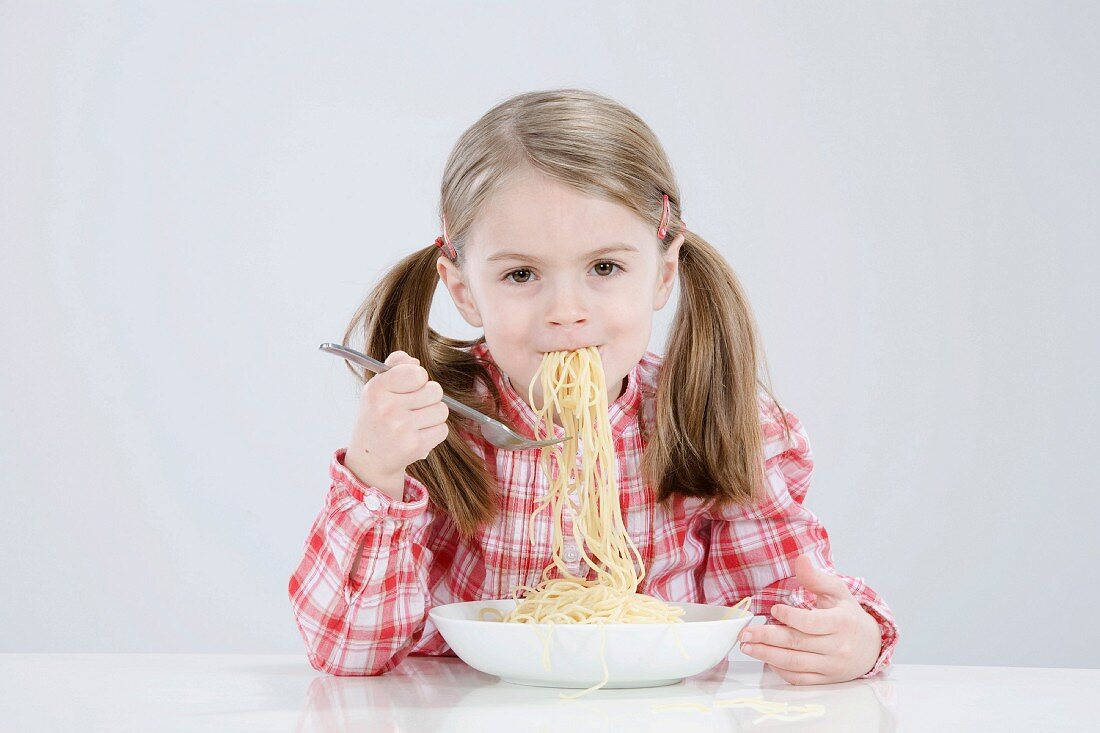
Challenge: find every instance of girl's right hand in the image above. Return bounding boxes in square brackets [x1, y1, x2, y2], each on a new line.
[344, 351, 450, 500]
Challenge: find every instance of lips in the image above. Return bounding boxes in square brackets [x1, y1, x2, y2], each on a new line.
[541, 344, 601, 354]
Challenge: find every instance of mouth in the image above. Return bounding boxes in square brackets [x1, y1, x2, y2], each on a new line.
[541, 344, 602, 355]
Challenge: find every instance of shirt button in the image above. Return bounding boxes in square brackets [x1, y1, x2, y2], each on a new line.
[383, 519, 396, 532]
[363, 494, 383, 511]
[564, 546, 580, 563]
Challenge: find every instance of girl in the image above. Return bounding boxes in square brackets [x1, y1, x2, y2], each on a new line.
[289, 88, 898, 685]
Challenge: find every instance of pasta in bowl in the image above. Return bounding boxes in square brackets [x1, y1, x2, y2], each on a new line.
[429, 597, 754, 693]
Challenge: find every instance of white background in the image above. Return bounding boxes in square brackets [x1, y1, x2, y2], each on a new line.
[2, 1, 1096, 668]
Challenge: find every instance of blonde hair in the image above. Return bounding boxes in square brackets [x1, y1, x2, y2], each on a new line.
[343, 88, 790, 537]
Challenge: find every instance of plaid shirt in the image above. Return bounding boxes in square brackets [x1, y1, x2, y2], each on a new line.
[289, 341, 899, 677]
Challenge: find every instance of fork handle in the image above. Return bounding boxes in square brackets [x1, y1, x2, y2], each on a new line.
[318, 343, 492, 425]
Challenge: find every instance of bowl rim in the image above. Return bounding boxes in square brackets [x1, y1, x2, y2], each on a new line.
[427, 599, 755, 629]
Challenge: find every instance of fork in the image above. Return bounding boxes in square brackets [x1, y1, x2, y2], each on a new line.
[319, 343, 570, 451]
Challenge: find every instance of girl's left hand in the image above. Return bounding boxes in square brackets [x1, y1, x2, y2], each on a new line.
[737, 554, 883, 685]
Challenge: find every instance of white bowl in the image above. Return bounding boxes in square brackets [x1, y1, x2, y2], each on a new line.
[428, 599, 755, 690]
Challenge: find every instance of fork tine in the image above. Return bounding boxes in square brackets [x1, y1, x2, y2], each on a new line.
[523, 437, 569, 448]
[478, 419, 570, 450]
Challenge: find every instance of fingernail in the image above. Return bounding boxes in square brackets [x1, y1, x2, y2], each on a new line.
[740, 631, 752, 642]
[741, 643, 753, 654]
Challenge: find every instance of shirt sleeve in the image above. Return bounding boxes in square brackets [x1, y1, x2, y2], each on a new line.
[287, 447, 441, 675]
[702, 397, 899, 678]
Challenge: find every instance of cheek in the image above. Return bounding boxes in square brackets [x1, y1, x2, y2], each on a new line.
[605, 307, 655, 359]
[483, 310, 534, 342]
[473, 286, 519, 323]
[606, 299, 652, 332]
[480, 309, 538, 372]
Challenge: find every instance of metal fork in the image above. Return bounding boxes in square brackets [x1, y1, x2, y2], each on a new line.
[319, 343, 570, 451]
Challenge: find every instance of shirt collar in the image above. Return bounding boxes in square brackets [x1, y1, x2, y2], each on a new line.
[470, 340, 643, 442]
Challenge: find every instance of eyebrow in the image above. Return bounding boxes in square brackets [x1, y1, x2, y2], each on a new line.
[484, 243, 640, 264]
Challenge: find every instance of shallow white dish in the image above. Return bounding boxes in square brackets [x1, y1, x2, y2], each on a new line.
[428, 599, 755, 689]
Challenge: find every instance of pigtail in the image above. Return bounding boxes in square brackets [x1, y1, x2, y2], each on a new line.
[342, 244, 505, 536]
[642, 229, 792, 508]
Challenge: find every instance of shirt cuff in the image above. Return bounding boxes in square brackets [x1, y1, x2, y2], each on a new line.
[858, 600, 899, 678]
[331, 447, 429, 521]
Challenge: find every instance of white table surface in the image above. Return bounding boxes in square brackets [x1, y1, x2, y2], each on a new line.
[1, 653, 1096, 732]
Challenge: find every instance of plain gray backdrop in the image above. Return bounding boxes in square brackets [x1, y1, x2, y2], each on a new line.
[2, 1, 1097, 669]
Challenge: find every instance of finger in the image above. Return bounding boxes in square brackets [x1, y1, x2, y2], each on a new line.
[793, 554, 851, 597]
[384, 351, 419, 367]
[792, 555, 853, 603]
[740, 623, 831, 654]
[409, 401, 449, 429]
[766, 664, 831, 686]
[770, 604, 843, 635]
[739, 642, 830, 675]
[363, 352, 415, 387]
[384, 363, 431, 394]
[417, 422, 449, 450]
[400, 380, 445, 410]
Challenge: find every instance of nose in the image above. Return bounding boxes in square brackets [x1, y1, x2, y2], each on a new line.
[549, 311, 588, 328]
[545, 280, 589, 329]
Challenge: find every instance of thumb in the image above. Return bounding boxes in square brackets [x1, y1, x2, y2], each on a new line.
[792, 554, 851, 608]
[384, 351, 420, 367]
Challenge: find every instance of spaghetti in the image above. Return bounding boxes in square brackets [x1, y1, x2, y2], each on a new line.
[501, 346, 684, 626]
[486, 348, 684, 696]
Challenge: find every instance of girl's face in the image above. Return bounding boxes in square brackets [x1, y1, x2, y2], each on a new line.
[437, 167, 683, 412]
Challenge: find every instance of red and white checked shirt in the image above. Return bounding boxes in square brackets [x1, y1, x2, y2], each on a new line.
[289, 341, 898, 677]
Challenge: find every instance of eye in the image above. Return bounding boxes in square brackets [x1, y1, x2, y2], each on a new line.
[592, 261, 623, 277]
[504, 268, 534, 284]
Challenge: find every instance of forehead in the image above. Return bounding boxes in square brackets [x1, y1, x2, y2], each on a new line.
[466, 169, 652, 262]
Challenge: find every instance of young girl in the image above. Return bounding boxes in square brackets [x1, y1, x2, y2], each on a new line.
[289, 88, 898, 685]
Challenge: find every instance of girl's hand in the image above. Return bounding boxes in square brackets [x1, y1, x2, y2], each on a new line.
[345, 351, 450, 499]
[738, 554, 883, 685]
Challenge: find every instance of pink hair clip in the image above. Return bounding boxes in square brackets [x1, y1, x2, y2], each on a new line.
[657, 194, 671, 239]
[434, 214, 458, 260]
